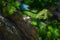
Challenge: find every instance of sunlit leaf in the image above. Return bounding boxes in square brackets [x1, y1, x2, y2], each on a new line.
[31, 20, 37, 25]
[8, 6, 15, 14]
[36, 9, 48, 19]
[24, 11, 36, 18]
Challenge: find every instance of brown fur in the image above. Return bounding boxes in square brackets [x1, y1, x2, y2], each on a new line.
[6, 12, 38, 40]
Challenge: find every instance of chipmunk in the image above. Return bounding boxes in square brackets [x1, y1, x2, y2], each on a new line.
[6, 11, 38, 40]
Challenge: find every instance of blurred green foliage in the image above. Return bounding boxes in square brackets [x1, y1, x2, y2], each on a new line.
[22, 0, 60, 40]
[1, 0, 60, 40]
[2, 0, 20, 16]
[23, 0, 58, 10]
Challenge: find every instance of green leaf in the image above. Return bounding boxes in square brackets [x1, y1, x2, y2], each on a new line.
[48, 26, 53, 32]
[15, 1, 20, 8]
[9, 6, 15, 14]
[39, 22, 46, 31]
[24, 11, 36, 18]
[31, 20, 37, 25]
[36, 9, 48, 19]
[53, 28, 59, 37]
[47, 31, 51, 37]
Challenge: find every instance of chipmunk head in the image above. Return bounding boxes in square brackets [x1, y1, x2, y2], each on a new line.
[23, 16, 31, 22]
